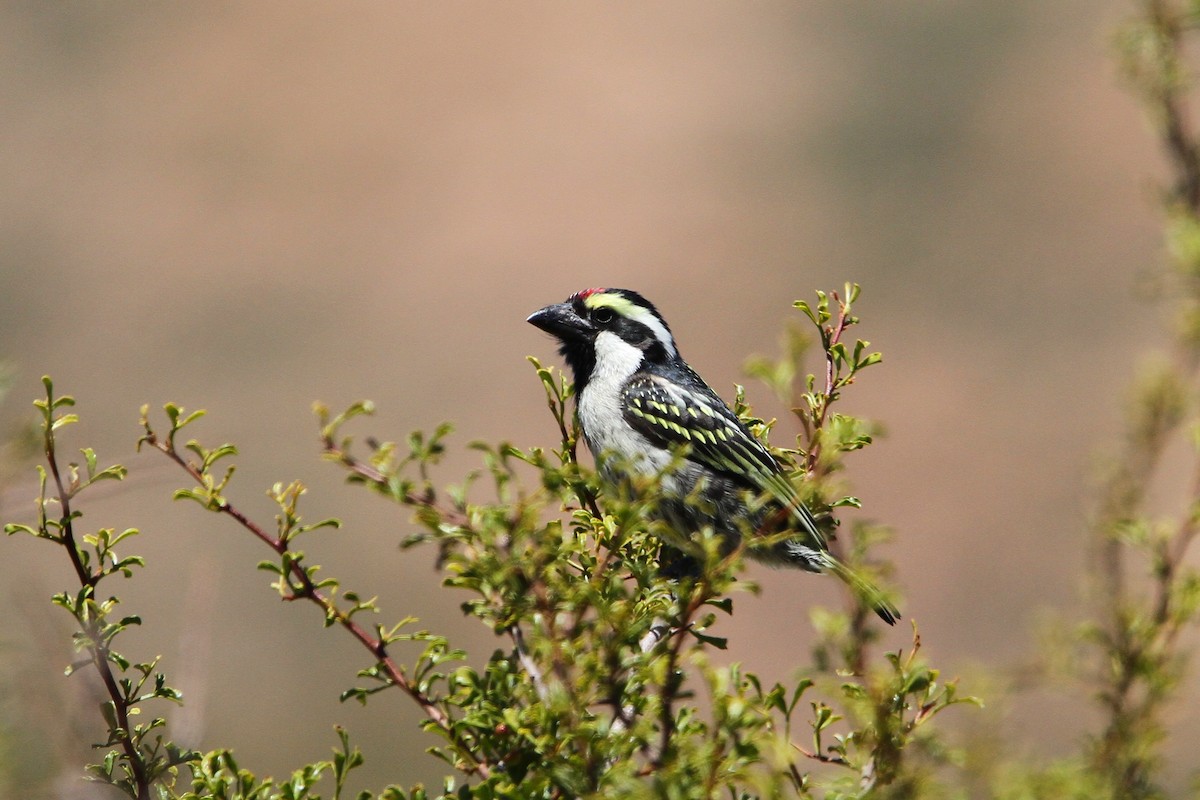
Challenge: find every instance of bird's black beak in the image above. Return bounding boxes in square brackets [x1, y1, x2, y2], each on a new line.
[527, 302, 593, 342]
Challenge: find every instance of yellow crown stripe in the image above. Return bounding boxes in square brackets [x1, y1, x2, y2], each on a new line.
[583, 291, 677, 357]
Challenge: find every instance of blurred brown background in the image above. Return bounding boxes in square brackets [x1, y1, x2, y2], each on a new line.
[0, 2, 1191, 796]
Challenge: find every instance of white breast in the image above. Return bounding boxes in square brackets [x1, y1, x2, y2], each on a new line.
[578, 331, 671, 476]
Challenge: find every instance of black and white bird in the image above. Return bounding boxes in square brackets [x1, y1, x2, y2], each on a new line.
[527, 287, 899, 626]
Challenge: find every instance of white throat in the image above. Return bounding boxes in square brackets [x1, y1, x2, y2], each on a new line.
[577, 331, 667, 474]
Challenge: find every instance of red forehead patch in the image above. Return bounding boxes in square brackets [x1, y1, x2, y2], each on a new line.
[572, 287, 607, 301]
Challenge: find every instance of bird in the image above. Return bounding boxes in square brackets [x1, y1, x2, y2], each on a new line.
[527, 287, 899, 626]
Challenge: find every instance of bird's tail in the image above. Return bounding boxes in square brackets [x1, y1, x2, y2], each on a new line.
[825, 556, 901, 626]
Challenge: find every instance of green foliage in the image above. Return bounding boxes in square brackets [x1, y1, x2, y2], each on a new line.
[176, 729, 377, 800]
[5, 378, 195, 800]
[5, 4, 1200, 797]
[1, 288, 978, 799]
[970, 3, 1200, 798]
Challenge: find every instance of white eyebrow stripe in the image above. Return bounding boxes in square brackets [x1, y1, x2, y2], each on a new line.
[626, 305, 676, 357]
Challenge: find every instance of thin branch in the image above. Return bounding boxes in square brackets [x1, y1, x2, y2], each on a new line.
[804, 291, 854, 476]
[509, 624, 550, 702]
[649, 581, 713, 768]
[1149, 0, 1200, 209]
[1090, 3, 1200, 790]
[792, 742, 849, 768]
[143, 432, 493, 780]
[1152, 454, 1200, 633]
[45, 428, 151, 800]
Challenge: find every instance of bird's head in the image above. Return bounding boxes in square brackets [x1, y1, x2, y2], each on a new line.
[527, 288, 678, 390]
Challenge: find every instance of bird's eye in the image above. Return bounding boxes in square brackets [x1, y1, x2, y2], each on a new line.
[593, 307, 615, 324]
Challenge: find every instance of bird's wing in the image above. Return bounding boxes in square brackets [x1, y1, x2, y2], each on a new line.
[620, 372, 825, 547]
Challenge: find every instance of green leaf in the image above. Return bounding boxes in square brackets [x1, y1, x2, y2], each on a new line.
[51, 413, 79, 431]
[706, 597, 734, 615]
[688, 629, 729, 649]
[790, 678, 814, 715]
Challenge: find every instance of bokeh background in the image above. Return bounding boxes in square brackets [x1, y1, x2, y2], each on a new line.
[0, 1, 1192, 796]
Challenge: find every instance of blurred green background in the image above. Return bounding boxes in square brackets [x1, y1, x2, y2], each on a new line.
[0, 2, 1189, 796]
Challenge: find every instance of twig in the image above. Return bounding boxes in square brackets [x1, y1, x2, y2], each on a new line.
[804, 291, 854, 476]
[142, 431, 492, 779]
[44, 424, 152, 800]
[1091, 2, 1200, 788]
[509, 624, 550, 702]
[649, 583, 712, 768]
[1149, 0, 1200, 209]
[792, 742, 849, 767]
